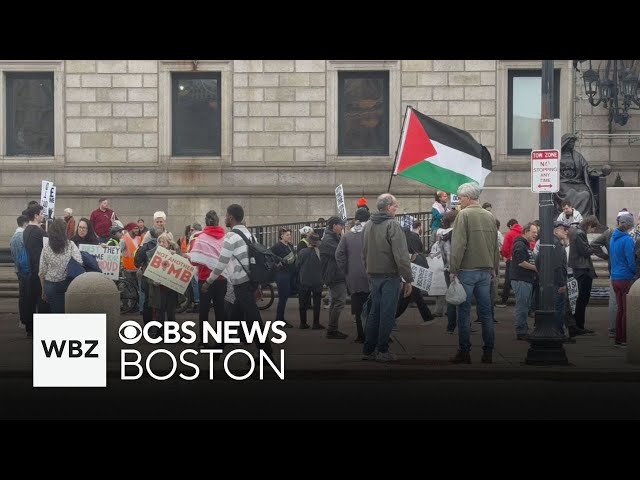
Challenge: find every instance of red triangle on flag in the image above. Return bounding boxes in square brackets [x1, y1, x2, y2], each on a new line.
[395, 108, 437, 174]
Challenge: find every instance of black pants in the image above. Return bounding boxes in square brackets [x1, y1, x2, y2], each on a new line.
[396, 288, 433, 321]
[500, 260, 512, 303]
[351, 291, 369, 339]
[299, 285, 322, 326]
[17, 273, 28, 325]
[24, 273, 50, 333]
[141, 279, 153, 325]
[158, 288, 178, 323]
[198, 278, 227, 343]
[227, 282, 273, 357]
[574, 273, 593, 330]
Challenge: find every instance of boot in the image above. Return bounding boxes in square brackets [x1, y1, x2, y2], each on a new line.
[354, 315, 365, 342]
[449, 350, 471, 364]
[299, 308, 309, 329]
[481, 351, 492, 364]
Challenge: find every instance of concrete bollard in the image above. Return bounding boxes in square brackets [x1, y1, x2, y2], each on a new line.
[65, 272, 121, 363]
[626, 280, 640, 364]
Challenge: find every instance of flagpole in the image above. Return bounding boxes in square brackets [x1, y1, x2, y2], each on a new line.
[387, 105, 412, 192]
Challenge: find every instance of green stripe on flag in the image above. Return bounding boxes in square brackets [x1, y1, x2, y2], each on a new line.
[398, 161, 476, 193]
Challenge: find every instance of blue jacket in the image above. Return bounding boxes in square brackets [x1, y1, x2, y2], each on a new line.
[610, 229, 636, 280]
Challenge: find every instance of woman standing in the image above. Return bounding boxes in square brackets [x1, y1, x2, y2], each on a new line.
[71, 218, 99, 247]
[39, 219, 83, 313]
[271, 228, 296, 328]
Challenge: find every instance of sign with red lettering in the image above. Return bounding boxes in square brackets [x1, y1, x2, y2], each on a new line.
[531, 149, 559, 193]
[143, 246, 195, 294]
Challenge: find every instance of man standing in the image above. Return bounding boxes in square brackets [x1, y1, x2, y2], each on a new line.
[90, 198, 118, 243]
[63, 208, 76, 239]
[449, 182, 500, 364]
[141, 211, 168, 244]
[137, 218, 149, 237]
[361, 193, 413, 362]
[202, 204, 273, 359]
[320, 216, 348, 339]
[22, 205, 49, 336]
[496, 219, 522, 308]
[10, 215, 29, 328]
[510, 223, 538, 340]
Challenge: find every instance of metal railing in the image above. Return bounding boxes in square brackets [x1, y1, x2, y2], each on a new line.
[248, 211, 434, 252]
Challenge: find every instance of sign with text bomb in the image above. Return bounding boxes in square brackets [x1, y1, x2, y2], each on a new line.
[143, 246, 195, 295]
[531, 149, 559, 193]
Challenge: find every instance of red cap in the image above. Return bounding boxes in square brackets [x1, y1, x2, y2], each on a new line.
[357, 197, 368, 207]
[124, 222, 138, 231]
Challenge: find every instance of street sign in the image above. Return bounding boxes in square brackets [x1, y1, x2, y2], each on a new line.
[531, 149, 559, 193]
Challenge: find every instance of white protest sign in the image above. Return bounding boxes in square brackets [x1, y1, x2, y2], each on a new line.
[450, 194, 460, 207]
[400, 214, 414, 230]
[79, 244, 121, 280]
[47, 186, 56, 220]
[335, 184, 347, 221]
[567, 277, 579, 315]
[425, 255, 447, 296]
[41, 180, 55, 219]
[410, 263, 433, 292]
[143, 245, 195, 295]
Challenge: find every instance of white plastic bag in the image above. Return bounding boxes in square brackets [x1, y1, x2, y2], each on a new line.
[445, 277, 467, 305]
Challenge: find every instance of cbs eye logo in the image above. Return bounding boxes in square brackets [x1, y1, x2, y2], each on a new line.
[119, 320, 143, 345]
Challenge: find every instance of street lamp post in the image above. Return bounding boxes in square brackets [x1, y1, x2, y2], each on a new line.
[525, 60, 569, 365]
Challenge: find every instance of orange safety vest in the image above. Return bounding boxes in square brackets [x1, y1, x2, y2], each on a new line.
[122, 234, 140, 271]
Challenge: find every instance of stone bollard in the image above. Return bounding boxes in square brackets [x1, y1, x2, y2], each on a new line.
[65, 272, 121, 363]
[626, 280, 640, 364]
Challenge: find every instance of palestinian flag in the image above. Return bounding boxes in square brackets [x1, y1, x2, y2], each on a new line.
[393, 107, 492, 192]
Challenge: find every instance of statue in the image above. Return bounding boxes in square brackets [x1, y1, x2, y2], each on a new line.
[554, 133, 611, 218]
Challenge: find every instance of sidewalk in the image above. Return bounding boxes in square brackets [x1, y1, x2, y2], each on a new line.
[1, 297, 639, 381]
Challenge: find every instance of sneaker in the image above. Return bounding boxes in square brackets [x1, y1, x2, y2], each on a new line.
[495, 303, 507, 308]
[608, 329, 616, 338]
[299, 323, 310, 329]
[614, 341, 627, 348]
[17, 320, 25, 329]
[311, 323, 325, 330]
[326, 330, 348, 339]
[375, 351, 397, 362]
[280, 321, 294, 329]
[362, 352, 376, 361]
[353, 336, 365, 343]
[446, 330, 455, 335]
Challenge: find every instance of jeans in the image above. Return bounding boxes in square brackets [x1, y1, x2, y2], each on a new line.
[275, 271, 292, 322]
[608, 281, 618, 335]
[364, 276, 401, 355]
[328, 282, 347, 332]
[44, 279, 71, 314]
[500, 260, 512, 303]
[511, 280, 533, 336]
[191, 276, 200, 305]
[456, 270, 494, 353]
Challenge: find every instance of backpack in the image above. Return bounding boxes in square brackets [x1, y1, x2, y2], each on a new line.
[232, 228, 280, 285]
[80, 251, 102, 273]
[134, 241, 154, 269]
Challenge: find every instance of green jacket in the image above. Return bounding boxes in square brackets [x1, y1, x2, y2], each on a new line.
[450, 205, 500, 274]
[362, 213, 414, 282]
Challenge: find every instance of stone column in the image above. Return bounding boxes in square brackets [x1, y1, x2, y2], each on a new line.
[65, 272, 121, 363]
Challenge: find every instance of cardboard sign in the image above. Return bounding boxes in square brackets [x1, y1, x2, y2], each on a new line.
[400, 214, 414, 230]
[79, 244, 121, 280]
[40, 180, 56, 220]
[143, 246, 195, 295]
[410, 263, 434, 292]
[335, 184, 347, 221]
[567, 277, 579, 315]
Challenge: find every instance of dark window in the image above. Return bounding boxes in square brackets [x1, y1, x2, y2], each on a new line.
[338, 71, 389, 156]
[508, 69, 561, 155]
[172, 72, 221, 156]
[6, 72, 54, 156]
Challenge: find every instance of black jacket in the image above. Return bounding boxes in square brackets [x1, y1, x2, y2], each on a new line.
[510, 236, 536, 283]
[569, 228, 596, 278]
[271, 241, 296, 274]
[536, 236, 567, 287]
[296, 247, 323, 288]
[404, 229, 424, 255]
[319, 231, 345, 285]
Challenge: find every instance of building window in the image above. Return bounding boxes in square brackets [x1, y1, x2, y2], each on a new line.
[6, 72, 54, 156]
[508, 69, 560, 155]
[338, 71, 389, 156]
[172, 72, 221, 156]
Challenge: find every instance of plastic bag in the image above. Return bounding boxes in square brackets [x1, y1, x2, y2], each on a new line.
[445, 277, 467, 305]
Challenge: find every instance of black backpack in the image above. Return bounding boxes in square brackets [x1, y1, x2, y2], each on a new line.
[232, 228, 280, 285]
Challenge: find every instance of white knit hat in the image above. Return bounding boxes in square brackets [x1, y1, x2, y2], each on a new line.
[153, 211, 167, 220]
[64, 208, 73, 215]
[299, 226, 313, 235]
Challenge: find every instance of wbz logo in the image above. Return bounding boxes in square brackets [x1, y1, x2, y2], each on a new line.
[33, 314, 106, 387]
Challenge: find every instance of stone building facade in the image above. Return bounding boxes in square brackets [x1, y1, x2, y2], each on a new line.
[1, 59, 638, 242]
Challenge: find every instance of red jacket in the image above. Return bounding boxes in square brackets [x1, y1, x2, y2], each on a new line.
[501, 224, 523, 260]
[90, 208, 117, 238]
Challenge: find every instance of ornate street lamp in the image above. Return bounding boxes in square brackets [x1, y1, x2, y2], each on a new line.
[577, 60, 640, 129]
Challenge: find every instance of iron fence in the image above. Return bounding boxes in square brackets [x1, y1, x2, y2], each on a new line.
[248, 211, 434, 252]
